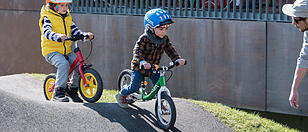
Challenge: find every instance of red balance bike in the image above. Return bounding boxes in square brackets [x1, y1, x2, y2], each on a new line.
[43, 34, 103, 103]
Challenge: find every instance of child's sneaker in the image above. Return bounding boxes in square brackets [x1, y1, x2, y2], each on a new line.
[116, 93, 129, 108]
[52, 87, 69, 102]
[66, 87, 83, 103]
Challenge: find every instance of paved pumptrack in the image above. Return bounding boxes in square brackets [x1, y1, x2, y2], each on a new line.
[0, 74, 233, 132]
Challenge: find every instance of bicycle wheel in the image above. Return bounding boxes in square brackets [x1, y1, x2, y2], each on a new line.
[117, 69, 132, 91]
[155, 92, 176, 130]
[43, 74, 56, 101]
[118, 69, 137, 104]
[79, 68, 103, 103]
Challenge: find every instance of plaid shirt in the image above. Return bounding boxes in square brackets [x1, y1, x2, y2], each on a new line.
[131, 33, 181, 77]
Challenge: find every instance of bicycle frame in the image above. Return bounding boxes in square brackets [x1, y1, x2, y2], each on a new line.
[48, 41, 89, 92]
[141, 68, 172, 115]
[141, 74, 170, 100]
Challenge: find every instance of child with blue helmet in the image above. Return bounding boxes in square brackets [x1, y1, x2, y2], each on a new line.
[116, 8, 186, 108]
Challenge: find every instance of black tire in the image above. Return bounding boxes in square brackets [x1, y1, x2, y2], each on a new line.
[155, 92, 176, 130]
[78, 68, 103, 103]
[117, 69, 132, 91]
[43, 74, 56, 101]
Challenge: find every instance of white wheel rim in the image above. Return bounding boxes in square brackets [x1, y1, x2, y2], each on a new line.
[157, 99, 172, 126]
[120, 74, 131, 89]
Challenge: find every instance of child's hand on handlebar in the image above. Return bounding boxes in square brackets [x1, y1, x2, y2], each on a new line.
[176, 59, 186, 66]
[142, 62, 151, 69]
[57, 34, 67, 42]
[84, 32, 94, 40]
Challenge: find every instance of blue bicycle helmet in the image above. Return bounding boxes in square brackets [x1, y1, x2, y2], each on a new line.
[144, 8, 173, 29]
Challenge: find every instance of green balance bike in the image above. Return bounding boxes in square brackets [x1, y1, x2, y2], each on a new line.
[118, 61, 186, 130]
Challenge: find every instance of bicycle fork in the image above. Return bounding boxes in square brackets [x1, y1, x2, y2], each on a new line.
[157, 86, 171, 115]
[75, 48, 89, 88]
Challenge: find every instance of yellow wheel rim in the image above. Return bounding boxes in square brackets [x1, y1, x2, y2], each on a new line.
[45, 78, 55, 100]
[80, 73, 98, 98]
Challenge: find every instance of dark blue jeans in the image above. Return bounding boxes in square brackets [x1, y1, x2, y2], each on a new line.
[120, 69, 160, 96]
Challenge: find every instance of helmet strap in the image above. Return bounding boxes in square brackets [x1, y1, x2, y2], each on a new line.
[148, 28, 155, 34]
[149, 28, 161, 38]
[152, 29, 156, 36]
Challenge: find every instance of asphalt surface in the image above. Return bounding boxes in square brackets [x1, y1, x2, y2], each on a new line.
[0, 74, 233, 132]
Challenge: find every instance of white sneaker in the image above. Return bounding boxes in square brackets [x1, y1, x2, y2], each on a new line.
[116, 93, 129, 109]
[131, 93, 142, 99]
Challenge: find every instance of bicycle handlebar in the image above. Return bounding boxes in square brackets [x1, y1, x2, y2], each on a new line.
[64, 34, 94, 42]
[160, 60, 187, 70]
[141, 60, 187, 71]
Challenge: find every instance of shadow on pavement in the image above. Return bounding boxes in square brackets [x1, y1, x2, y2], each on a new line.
[83, 103, 181, 132]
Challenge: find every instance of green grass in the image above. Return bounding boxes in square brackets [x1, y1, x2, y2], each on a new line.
[187, 100, 298, 132]
[27, 73, 299, 132]
[98, 89, 118, 103]
[24, 73, 48, 81]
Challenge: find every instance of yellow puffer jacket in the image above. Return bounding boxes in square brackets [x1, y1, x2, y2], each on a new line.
[39, 5, 72, 57]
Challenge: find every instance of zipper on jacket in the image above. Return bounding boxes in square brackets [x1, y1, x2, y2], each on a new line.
[49, 10, 68, 56]
[48, 10, 69, 57]
[62, 16, 68, 56]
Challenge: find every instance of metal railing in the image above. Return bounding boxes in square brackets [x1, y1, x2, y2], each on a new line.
[70, 0, 294, 22]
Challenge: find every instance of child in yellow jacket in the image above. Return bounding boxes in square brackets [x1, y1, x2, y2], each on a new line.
[39, 0, 94, 102]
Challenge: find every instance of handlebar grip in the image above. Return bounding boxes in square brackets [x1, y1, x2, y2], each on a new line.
[64, 34, 85, 41]
[140, 64, 145, 69]
[140, 64, 153, 70]
[57, 37, 62, 42]
[85, 35, 89, 39]
[85, 34, 95, 40]
[175, 60, 187, 66]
